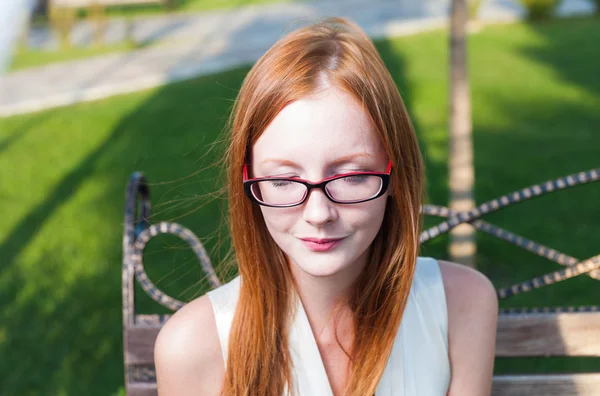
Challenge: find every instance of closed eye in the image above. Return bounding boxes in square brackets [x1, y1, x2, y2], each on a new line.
[343, 175, 369, 183]
[270, 180, 295, 187]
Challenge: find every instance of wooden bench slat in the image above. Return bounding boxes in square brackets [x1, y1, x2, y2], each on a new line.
[128, 382, 157, 396]
[126, 326, 162, 365]
[492, 373, 600, 395]
[130, 374, 600, 396]
[496, 312, 600, 357]
[129, 371, 600, 395]
[126, 321, 600, 391]
[126, 312, 600, 365]
[125, 312, 600, 394]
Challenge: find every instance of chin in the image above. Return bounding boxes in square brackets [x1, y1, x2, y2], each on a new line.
[288, 252, 358, 278]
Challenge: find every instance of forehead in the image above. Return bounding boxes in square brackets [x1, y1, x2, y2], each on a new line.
[251, 87, 385, 167]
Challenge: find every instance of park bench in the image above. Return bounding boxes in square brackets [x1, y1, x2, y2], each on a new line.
[122, 168, 600, 395]
[46, 0, 172, 48]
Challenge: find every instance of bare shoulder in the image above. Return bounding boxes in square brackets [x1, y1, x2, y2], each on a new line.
[437, 260, 498, 311]
[437, 260, 498, 395]
[154, 294, 224, 396]
[437, 259, 498, 334]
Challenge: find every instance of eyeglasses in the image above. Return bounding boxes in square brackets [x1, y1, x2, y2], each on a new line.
[243, 161, 392, 208]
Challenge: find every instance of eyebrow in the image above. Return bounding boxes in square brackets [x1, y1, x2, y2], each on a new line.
[259, 153, 373, 167]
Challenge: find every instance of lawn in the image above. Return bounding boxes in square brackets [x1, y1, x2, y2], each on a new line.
[11, 0, 314, 71]
[1, 16, 599, 395]
[32, 0, 312, 21]
[9, 42, 140, 72]
[102, 0, 309, 16]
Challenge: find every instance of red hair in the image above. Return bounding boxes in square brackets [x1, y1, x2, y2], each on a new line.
[222, 17, 424, 395]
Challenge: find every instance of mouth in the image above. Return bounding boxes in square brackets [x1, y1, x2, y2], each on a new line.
[299, 237, 345, 252]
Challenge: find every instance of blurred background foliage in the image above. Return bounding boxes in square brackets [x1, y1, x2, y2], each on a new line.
[0, 11, 599, 396]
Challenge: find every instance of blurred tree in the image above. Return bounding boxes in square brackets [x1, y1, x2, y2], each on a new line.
[448, 0, 476, 268]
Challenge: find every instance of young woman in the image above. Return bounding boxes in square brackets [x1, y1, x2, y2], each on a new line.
[154, 17, 498, 396]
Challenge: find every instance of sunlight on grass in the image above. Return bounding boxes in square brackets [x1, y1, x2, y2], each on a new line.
[9, 42, 139, 71]
[32, 0, 313, 22]
[171, 0, 304, 13]
[1, 16, 599, 394]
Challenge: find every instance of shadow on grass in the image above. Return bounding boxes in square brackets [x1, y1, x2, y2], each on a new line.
[0, 31, 431, 393]
[1, 16, 599, 395]
[0, 66, 248, 394]
[0, 113, 50, 156]
[378, 15, 599, 381]
[374, 36, 450, 260]
[469, 16, 600, 294]
[469, 16, 600, 375]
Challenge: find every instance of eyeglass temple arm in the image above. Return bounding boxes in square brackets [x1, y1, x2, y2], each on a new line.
[243, 164, 249, 181]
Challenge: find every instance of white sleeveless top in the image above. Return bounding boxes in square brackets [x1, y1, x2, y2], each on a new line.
[207, 257, 450, 395]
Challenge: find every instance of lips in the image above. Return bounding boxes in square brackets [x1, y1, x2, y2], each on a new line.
[300, 237, 344, 243]
[299, 237, 345, 252]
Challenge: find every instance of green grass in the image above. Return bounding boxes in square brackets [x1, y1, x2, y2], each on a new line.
[9, 42, 139, 72]
[32, 0, 312, 22]
[17, 0, 314, 71]
[102, 0, 307, 16]
[1, 15, 599, 395]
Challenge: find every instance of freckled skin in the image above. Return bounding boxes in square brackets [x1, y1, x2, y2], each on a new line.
[251, 86, 390, 280]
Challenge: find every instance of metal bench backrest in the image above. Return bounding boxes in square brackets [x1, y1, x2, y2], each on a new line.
[122, 169, 600, 396]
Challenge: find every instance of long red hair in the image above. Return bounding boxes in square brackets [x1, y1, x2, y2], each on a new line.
[222, 17, 425, 395]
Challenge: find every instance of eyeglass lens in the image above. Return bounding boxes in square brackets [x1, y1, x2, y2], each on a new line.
[250, 175, 383, 206]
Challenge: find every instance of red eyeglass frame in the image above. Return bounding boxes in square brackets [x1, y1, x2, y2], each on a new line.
[242, 160, 393, 207]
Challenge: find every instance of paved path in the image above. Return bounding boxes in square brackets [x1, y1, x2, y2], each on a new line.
[0, 0, 594, 117]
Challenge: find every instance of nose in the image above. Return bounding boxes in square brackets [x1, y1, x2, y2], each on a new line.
[302, 188, 338, 226]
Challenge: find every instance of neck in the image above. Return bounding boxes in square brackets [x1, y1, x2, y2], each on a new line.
[288, 249, 369, 341]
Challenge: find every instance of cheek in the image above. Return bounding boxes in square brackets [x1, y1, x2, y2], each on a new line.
[260, 206, 297, 235]
[346, 197, 388, 233]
